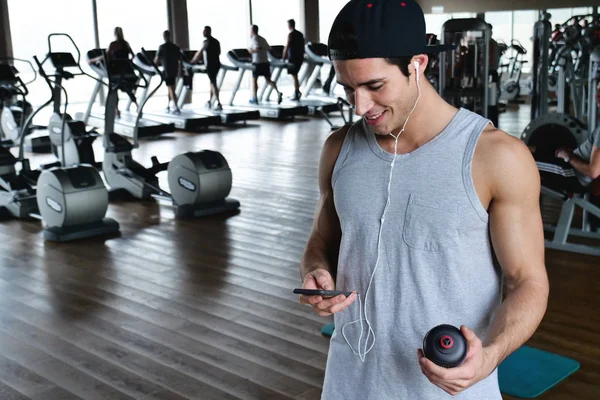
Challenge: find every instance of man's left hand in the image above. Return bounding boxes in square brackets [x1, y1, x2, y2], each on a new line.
[555, 148, 572, 162]
[417, 326, 496, 396]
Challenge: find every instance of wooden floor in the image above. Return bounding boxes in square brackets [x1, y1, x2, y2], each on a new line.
[0, 106, 598, 400]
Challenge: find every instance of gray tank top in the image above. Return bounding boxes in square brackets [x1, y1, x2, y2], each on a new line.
[322, 108, 503, 399]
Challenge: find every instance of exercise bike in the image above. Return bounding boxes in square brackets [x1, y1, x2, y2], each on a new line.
[102, 49, 240, 217]
[500, 39, 528, 103]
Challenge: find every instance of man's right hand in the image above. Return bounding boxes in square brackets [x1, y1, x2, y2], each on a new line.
[299, 268, 357, 316]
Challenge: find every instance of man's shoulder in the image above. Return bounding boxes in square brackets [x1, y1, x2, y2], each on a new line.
[475, 125, 539, 197]
[593, 125, 600, 144]
[323, 124, 352, 156]
[477, 125, 526, 156]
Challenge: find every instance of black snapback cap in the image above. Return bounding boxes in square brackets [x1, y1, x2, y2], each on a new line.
[328, 0, 455, 60]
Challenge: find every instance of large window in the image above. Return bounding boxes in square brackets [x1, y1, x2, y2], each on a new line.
[187, 0, 250, 54]
[424, 13, 477, 38]
[96, 0, 168, 53]
[512, 10, 537, 72]
[7, 0, 96, 106]
[318, 0, 348, 44]
[546, 8, 573, 28]
[187, 0, 251, 95]
[485, 11, 513, 44]
[251, 0, 302, 49]
[250, 0, 302, 93]
[571, 7, 594, 17]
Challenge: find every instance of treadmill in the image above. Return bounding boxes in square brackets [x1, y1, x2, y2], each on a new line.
[302, 42, 355, 127]
[77, 49, 175, 139]
[261, 45, 339, 116]
[128, 50, 222, 131]
[226, 49, 308, 119]
[174, 50, 260, 124]
[303, 42, 343, 98]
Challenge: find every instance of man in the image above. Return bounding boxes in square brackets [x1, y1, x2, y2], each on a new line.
[191, 26, 223, 111]
[553, 82, 600, 188]
[155, 30, 182, 114]
[536, 81, 600, 229]
[281, 19, 305, 100]
[298, 1, 549, 399]
[248, 25, 282, 105]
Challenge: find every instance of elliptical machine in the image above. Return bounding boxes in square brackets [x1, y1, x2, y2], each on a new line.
[0, 64, 41, 219]
[0, 58, 50, 153]
[102, 49, 240, 217]
[28, 34, 119, 241]
[30, 34, 101, 168]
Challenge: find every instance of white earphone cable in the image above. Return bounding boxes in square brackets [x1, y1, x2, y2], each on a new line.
[342, 61, 422, 361]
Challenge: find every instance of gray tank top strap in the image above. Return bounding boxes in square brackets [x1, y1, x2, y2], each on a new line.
[462, 115, 492, 222]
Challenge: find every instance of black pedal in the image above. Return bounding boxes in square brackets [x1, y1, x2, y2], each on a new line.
[40, 161, 61, 170]
[148, 156, 168, 175]
[106, 133, 133, 153]
[0, 146, 17, 166]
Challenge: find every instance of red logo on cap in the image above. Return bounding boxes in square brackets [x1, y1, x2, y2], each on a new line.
[401, 2, 406, 5]
[367, 3, 372, 7]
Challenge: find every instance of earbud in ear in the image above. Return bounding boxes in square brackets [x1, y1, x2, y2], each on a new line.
[414, 61, 420, 83]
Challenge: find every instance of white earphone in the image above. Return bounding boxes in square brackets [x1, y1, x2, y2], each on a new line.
[414, 60, 420, 83]
[342, 57, 424, 362]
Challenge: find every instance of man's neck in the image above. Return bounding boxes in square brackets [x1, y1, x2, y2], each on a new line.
[378, 85, 459, 153]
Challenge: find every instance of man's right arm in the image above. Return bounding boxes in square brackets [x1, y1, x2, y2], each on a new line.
[191, 42, 207, 64]
[282, 33, 292, 60]
[300, 127, 346, 279]
[299, 125, 357, 315]
[154, 47, 161, 66]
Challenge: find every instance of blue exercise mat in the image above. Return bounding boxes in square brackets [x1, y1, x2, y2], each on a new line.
[321, 323, 334, 337]
[321, 325, 579, 398]
[498, 345, 579, 398]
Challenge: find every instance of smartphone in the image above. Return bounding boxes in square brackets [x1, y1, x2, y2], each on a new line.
[293, 288, 354, 297]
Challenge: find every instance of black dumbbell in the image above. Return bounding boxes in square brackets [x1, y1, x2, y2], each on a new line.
[423, 324, 467, 368]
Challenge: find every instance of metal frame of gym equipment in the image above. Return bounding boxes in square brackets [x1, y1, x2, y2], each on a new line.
[0, 58, 50, 153]
[550, 13, 600, 122]
[523, 47, 600, 256]
[439, 19, 493, 121]
[540, 186, 600, 257]
[0, 62, 41, 220]
[531, 14, 552, 121]
[301, 42, 355, 129]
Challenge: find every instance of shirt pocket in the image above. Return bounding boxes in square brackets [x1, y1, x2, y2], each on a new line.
[402, 194, 459, 252]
